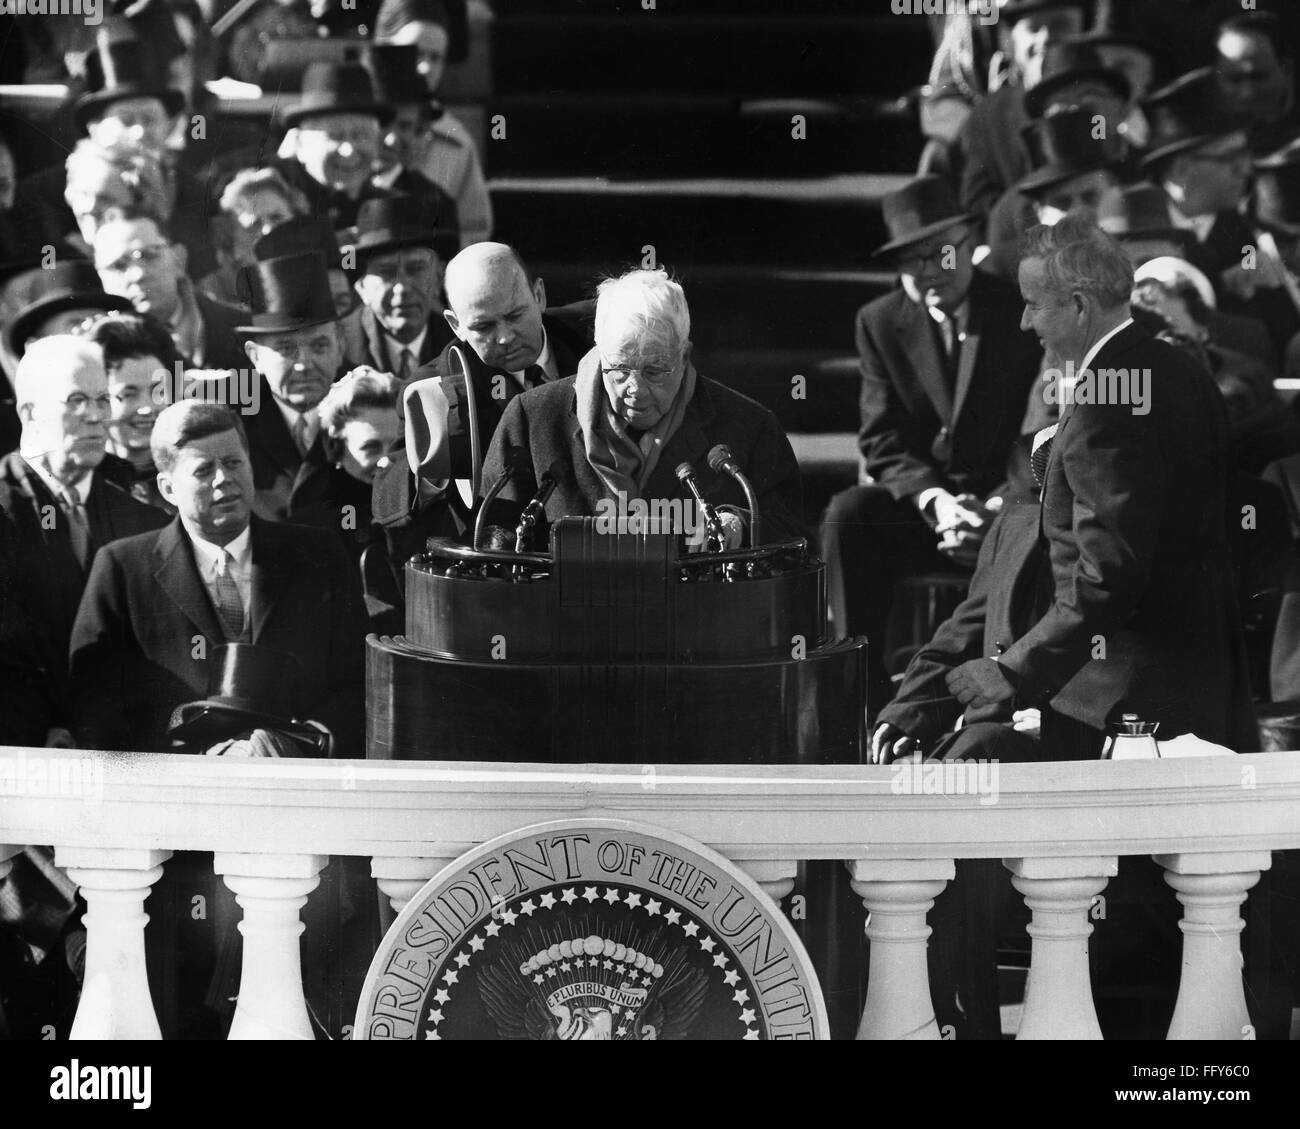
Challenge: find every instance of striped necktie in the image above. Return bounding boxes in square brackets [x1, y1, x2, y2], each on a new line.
[1031, 424, 1058, 490]
[61, 488, 91, 570]
[212, 550, 247, 641]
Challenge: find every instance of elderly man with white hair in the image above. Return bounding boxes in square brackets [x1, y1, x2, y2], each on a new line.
[0, 335, 167, 745]
[478, 268, 805, 545]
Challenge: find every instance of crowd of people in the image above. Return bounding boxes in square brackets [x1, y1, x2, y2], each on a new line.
[1, 0, 1299, 1039]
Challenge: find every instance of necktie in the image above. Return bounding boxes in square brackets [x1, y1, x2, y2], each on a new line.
[293, 413, 311, 458]
[1031, 423, 1058, 490]
[523, 364, 546, 390]
[61, 488, 91, 570]
[212, 550, 247, 641]
[397, 348, 414, 382]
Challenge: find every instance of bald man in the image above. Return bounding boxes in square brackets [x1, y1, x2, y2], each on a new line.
[367, 243, 593, 627]
[0, 336, 167, 741]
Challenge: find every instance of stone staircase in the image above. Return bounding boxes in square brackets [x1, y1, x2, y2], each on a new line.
[479, 0, 931, 528]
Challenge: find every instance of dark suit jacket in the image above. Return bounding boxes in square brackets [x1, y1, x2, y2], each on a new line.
[0, 503, 59, 744]
[959, 83, 1029, 224]
[357, 307, 454, 375]
[0, 461, 169, 722]
[371, 303, 597, 559]
[878, 503, 1044, 745]
[245, 383, 335, 523]
[480, 372, 806, 544]
[998, 322, 1256, 748]
[856, 269, 1043, 503]
[68, 515, 366, 754]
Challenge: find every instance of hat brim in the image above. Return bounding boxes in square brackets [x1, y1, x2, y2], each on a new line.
[236, 311, 341, 336]
[1110, 226, 1197, 253]
[352, 230, 458, 263]
[1017, 155, 1121, 194]
[74, 86, 185, 133]
[167, 701, 326, 750]
[1025, 67, 1132, 120]
[1139, 131, 1236, 170]
[5, 292, 135, 357]
[282, 102, 397, 129]
[872, 212, 976, 261]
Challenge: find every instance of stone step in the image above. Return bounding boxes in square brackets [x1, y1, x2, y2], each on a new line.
[491, 174, 906, 269]
[483, 93, 921, 178]
[491, 11, 932, 97]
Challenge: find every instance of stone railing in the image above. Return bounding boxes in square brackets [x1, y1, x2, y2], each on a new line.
[2, 748, 1299, 1040]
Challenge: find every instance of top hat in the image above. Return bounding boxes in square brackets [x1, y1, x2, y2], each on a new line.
[872, 176, 976, 260]
[1140, 67, 1241, 170]
[1096, 181, 1195, 254]
[999, 0, 1086, 21]
[367, 44, 431, 108]
[3, 259, 134, 359]
[236, 250, 340, 335]
[1025, 41, 1132, 120]
[282, 62, 396, 129]
[1017, 106, 1125, 195]
[1254, 139, 1300, 235]
[349, 192, 456, 263]
[254, 216, 348, 272]
[375, 0, 470, 65]
[166, 643, 327, 752]
[74, 29, 185, 134]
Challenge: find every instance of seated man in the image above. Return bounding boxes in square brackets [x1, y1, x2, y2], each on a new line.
[68, 400, 366, 756]
[820, 175, 1043, 707]
[92, 213, 246, 371]
[478, 268, 804, 545]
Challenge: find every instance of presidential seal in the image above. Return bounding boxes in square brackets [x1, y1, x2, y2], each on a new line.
[354, 820, 828, 1040]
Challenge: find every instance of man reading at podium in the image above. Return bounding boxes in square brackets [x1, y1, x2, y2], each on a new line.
[477, 268, 806, 547]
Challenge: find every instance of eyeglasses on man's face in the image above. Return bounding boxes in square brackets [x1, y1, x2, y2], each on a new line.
[602, 356, 681, 385]
[99, 244, 170, 276]
[60, 393, 113, 415]
[897, 230, 971, 275]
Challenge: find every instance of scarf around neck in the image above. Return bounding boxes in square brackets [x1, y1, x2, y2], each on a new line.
[574, 346, 697, 505]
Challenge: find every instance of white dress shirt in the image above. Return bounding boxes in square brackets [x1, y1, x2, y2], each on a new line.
[509, 329, 555, 389]
[386, 323, 429, 378]
[273, 399, 320, 455]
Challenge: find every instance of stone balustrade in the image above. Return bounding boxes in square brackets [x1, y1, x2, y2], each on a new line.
[2, 748, 1299, 1040]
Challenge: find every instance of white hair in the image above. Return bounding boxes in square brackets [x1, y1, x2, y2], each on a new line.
[14, 335, 105, 408]
[594, 269, 690, 357]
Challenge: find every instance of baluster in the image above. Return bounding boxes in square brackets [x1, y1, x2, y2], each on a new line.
[736, 860, 797, 906]
[847, 858, 954, 1040]
[56, 846, 171, 1040]
[1156, 851, 1270, 1040]
[214, 852, 326, 1040]
[371, 856, 455, 915]
[1005, 855, 1116, 1040]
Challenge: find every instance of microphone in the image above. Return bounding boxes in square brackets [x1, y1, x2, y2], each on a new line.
[515, 458, 565, 552]
[473, 445, 528, 551]
[707, 443, 761, 548]
[676, 461, 726, 552]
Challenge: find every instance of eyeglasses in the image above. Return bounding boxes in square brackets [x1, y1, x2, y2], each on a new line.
[98, 245, 170, 275]
[897, 231, 971, 274]
[61, 393, 113, 415]
[603, 358, 680, 384]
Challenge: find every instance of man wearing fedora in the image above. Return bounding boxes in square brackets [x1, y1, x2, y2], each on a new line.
[272, 60, 456, 235]
[367, 44, 468, 249]
[984, 104, 1129, 280]
[13, 27, 216, 281]
[92, 213, 247, 372]
[959, 0, 1089, 228]
[1138, 67, 1298, 351]
[238, 249, 350, 524]
[351, 193, 456, 380]
[820, 175, 1042, 711]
